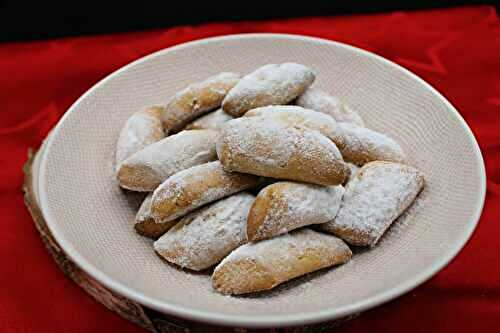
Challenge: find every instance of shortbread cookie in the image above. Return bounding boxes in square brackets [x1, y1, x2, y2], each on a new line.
[296, 87, 364, 126]
[212, 229, 352, 295]
[184, 108, 233, 131]
[222, 63, 315, 117]
[117, 129, 218, 191]
[247, 182, 345, 241]
[115, 106, 165, 170]
[162, 72, 240, 132]
[154, 193, 254, 271]
[134, 193, 177, 238]
[217, 117, 349, 186]
[335, 122, 406, 166]
[151, 161, 259, 222]
[320, 161, 425, 247]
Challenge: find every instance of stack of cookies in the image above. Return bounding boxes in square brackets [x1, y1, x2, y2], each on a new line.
[114, 63, 425, 295]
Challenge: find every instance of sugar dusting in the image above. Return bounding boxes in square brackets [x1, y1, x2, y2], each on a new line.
[217, 116, 343, 183]
[136, 193, 154, 223]
[121, 129, 218, 187]
[324, 161, 425, 246]
[337, 122, 406, 166]
[222, 63, 315, 115]
[151, 161, 258, 221]
[252, 182, 345, 239]
[184, 108, 233, 131]
[243, 105, 342, 142]
[296, 87, 364, 126]
[345, 163, 359, 183]
[163, 72, 240, 131]
[214, 229, 351, 283]
[115, 107, 164, 170]
[154, 193, 254, 270]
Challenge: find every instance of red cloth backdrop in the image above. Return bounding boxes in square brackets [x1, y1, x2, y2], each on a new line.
[1, 5, 499, 332]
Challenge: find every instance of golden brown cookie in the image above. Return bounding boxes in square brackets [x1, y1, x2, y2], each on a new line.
[216, 116, 349, 186]
[162, 72, 240, 132]
[154, 193, 254, 271]
[134, 193, 177, 239]
[212, 229, 352, 295]
[184, 108, 233, 131]
[335, 122, 406, 166]
[319, 161, 425, 247]
[117, 129, 218, 191]
[151, 161, 259, 222]
[115, 106, 165, 170]
[296, 87, 364, 126]
[247, 182, 344, 241]
[222, 63, 315, 117]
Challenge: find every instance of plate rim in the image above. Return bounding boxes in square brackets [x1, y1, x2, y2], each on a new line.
[37, 33, 487, 328]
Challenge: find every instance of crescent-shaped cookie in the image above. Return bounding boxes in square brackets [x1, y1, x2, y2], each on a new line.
[115, 106, 165, 170]
[212, 229, 352, 295]
[134, 193, 177, 239]
[154, 193, 254, 271]
[247, 182, 344, 241]
[319, 161, 425, 247]
[217, 116, 349, 185]
[117, 129, 218, 191]
[222, 63, 315, 117]
[151, 161, 259, 222]
[296, 87, 364, 126]
[162, 72, 240, 132]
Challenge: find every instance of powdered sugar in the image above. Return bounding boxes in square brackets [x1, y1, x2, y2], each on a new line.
[337, 122, 406, 166]
[215, 229, 350, 275]
[217, 116, 346, 185]
[321, 161, 425, 246]
[151, 161, 259, 222]
[154, 192, 254, 270]
[162, 72, 240, 132]
[296, 87, 364, 126]
[118, 129, 218, 191]
[222, 63, 315, 116]
[243, 105, 342, 141]
[249, 182, 345, 240]
[115, 107, 164, 170]
[136, 192, 154, 223]
[184, 108, 233, 131]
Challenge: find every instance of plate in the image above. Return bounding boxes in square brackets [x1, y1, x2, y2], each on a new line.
[38, 34, 486, 328]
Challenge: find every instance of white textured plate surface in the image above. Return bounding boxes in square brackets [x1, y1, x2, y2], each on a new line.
[38, 34, 486, 328]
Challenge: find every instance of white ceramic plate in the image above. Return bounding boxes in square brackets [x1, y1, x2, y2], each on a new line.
[37, 34, 486, 328]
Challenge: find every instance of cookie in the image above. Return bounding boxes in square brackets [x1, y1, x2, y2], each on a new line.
[117, 129, 218, 191]
[115, 106, 165, 170]
[296, 87, 364, 126]
[222, 63, 315, 117]
[319, 161, 425, 247]
[154, 193, 254, 271]
[134, 193, 177, 239]
[162, 72, 240, 132]
[247, 182, 344, 241]
[216, 116, 349, 186]
[184, 108, 233, 131]
[212, 229, 351, 295]
[151, 161, 259, 222]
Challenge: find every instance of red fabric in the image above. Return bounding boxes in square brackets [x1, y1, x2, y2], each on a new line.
[1, 5, 499, 332]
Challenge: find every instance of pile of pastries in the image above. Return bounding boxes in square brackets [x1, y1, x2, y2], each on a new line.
[115, 63, 425, 295]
